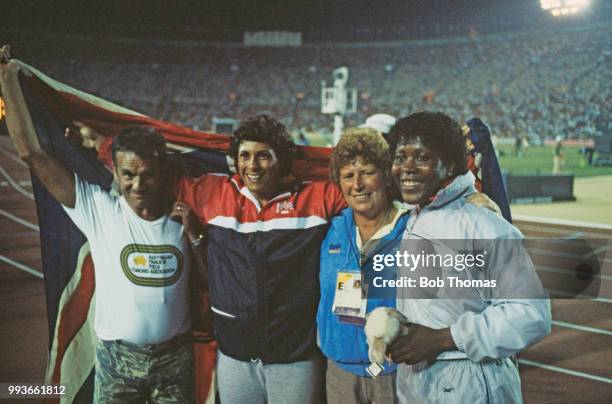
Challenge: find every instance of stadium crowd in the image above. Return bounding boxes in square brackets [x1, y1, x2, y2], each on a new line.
[8, 24, 611, 141]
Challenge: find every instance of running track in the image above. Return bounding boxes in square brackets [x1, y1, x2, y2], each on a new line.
[0, 136, 610, 403]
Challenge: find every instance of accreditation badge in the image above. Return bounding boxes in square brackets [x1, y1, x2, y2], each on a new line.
[332, 270, 367, 324]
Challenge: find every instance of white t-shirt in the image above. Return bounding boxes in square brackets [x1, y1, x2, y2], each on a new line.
[62, 175, 191, 345]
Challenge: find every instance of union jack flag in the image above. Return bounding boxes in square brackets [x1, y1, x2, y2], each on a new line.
[16, 59, 331, 404]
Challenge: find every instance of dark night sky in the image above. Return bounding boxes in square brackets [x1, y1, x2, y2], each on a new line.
[1, 1, 542, 30]
[2, 0, 607, 41]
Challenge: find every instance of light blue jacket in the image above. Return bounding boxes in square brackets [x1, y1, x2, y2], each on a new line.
[317, 205, 409, 377]
[396, 171, 551, 403]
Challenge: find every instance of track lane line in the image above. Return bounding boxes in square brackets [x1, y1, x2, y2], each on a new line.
[552, 320, 612, 337]
[547, 289, 612, 303]
[528, 247, 612, 264]
[562, 232, 584, 239]
[0, 208, 39, 231]
[518, 224, 612, 239]
[518, 358, 612, 384]
[0, 144, 29, 168]
[582, 245, 612, 259]
[1, 180, 32, 187]
[0, 164, 34, 200]
[536, 265, 612, 282]
[0, 254, 44, 279]
[513, 214, 612, 231]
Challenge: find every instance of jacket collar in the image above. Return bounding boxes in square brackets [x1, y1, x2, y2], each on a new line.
[230, 174, 301, 212]
[423, 171, 476, 210]
[341, 200, 410, 236]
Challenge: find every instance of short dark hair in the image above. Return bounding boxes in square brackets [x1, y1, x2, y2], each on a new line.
[387, 111, 467, 176]
[111, 126, 166, 165]
[330, 127, 391, 184]
[229, 114, 297, 175]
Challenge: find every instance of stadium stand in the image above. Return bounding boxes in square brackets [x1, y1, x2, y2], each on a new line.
[3, 23, 610, 140]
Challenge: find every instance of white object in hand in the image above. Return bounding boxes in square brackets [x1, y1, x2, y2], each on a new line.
[364, 307, 409, 364]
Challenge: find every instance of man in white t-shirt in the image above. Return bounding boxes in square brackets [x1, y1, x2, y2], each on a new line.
[0, 49, 201, 403]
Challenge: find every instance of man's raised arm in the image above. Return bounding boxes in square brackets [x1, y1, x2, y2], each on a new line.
[0, 46, 76, 207]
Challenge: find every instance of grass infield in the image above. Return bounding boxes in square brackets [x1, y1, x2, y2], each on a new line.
[497, 145, 612, 178]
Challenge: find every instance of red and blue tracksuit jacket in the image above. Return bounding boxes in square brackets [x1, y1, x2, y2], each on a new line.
[178, 173, 346, 363]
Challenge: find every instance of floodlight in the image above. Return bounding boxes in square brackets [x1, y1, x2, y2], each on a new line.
[540, 0, 591, 16]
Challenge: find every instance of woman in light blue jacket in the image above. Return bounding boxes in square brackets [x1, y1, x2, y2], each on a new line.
[317, 128, 409, 404]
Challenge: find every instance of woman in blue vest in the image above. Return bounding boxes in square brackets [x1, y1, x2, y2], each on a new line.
[317, 128, 409, 404]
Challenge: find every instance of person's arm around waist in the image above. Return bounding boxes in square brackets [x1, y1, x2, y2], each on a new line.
[170, 201, 208, 289]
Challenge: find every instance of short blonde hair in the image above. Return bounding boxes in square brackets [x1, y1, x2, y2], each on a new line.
[330, 127, 391, 184]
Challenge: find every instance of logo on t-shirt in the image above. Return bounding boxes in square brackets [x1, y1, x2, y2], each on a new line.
[120, 244, 184, 287]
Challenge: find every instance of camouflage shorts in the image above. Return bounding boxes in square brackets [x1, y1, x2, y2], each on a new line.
[94, 333, 194, 404]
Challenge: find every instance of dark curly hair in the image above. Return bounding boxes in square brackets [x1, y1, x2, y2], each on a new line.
[229, 114, 297, 175]
[111, 126, 166, 165]
[330, 128, 391, 184]
[387, 111, 467, 176]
